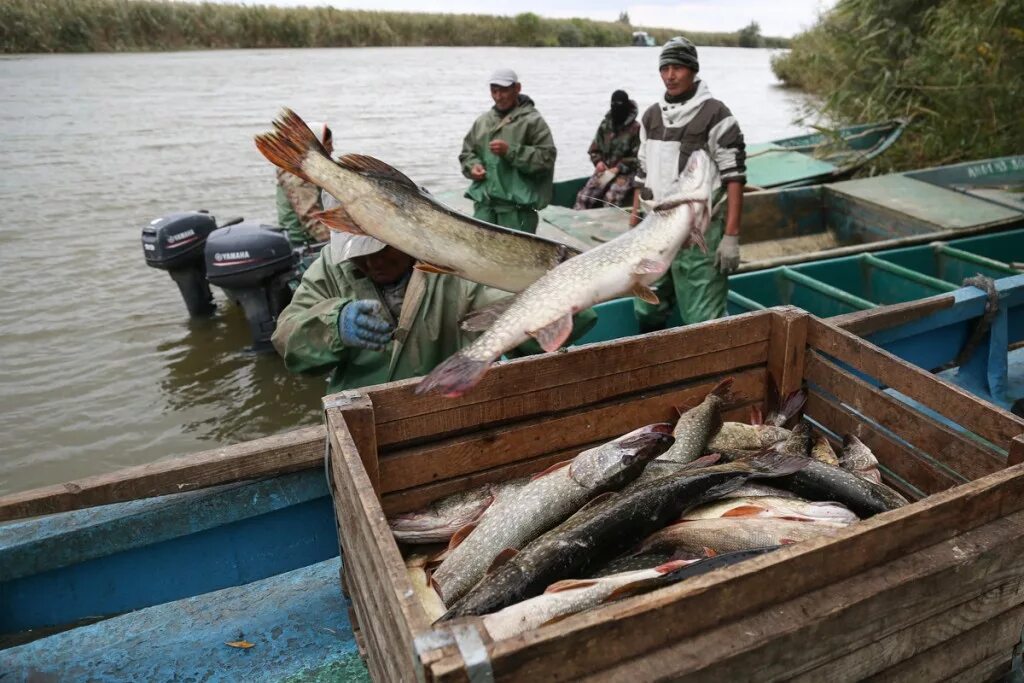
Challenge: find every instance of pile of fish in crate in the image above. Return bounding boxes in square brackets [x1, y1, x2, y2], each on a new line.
[325, 308, 1024, 682]
[390, 378, 908, 637]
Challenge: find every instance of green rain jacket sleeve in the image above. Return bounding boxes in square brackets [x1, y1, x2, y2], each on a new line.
[459, 122, 486, 179]
[504, 115, 556, 176]
[271, 253, 356, 375]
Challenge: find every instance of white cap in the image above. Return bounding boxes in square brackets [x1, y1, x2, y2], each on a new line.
[488, 68, 518, 87]
[323, 191, 386, 261]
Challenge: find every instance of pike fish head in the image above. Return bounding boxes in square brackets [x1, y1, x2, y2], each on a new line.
[569, 424, 675, 490]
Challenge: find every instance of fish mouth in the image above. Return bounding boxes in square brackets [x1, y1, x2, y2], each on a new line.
[618, 424, 675, 457]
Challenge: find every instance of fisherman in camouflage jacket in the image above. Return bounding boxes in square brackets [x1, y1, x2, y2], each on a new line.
[574, 90, 641, 210]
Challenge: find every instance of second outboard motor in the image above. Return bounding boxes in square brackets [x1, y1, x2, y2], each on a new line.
[142, 211, 237, 317]
[204, 222, 298, 352]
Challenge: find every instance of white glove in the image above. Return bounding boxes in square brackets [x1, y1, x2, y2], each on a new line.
[713, 234, 741, 274]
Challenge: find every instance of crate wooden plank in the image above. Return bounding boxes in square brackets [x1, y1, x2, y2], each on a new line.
[807, 318, 1024, 449]
[766, 306, 809, 397]
[806, 392, 963, 494]
[943, 652, 1012, 683]
[1009, 435, 1024, 466]
[366, 311, 771, 431]
[0, 425, 325, 522]
[378, 369, 765, 493]
[580, 511, 1024, 682]
[324, 391, 380, 494]
[380, 403, 758, 516]
[431, 462, 1024, 680]
[326, 410, 431, 680]
[866, 603, 1024, 682]
[375, 340, 767, 450]
[805, 351, 1005, 480]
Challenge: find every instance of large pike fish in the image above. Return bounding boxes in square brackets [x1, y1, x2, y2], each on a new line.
[417, 151, 716, 397]
[254, 109, 578, 293]
[439, 454, 806, 620]
[623, 379, 731, 491]
[638, 517, 846, 556]
[430, 424, 674, 606]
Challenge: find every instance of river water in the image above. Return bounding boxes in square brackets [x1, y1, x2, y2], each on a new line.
[0, 46, 811, 495]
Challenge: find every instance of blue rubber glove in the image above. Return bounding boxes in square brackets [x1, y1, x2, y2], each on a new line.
[338, 300, 393, 351]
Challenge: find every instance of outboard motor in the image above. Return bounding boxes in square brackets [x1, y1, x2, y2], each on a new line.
[204, 222, 298, 352]
[142, 211, 241, 317]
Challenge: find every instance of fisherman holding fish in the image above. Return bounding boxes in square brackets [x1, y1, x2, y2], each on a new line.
[270, 196, 596, 393]
[275, 121, 333, 246]
[459, 68, 556, 234]
[630, 36, 747, 329]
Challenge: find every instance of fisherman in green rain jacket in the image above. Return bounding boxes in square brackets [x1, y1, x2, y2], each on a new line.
[459, 68, 556, 234]
[272, 198, 596, 394]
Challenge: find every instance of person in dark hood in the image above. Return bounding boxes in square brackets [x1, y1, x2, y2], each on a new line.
[459, 68, 557, 234]
[573, 89, 641, 209]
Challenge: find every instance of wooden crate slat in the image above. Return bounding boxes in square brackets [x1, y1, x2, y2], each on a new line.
[766, 306, 809, 397]
[326, 410, 431, 679]
[0, 425, 325, 522]
[806, 317, 1024, 449]
[865, 604, 1023, 683]
[805, 351, 1005, 480]
[379, 369, 765, 493]
[441, 462, 1024, 680]
[830, 293, 955, 337]
[805, 392, 963, 495]
[375, 340, 768, 449]
[580, 511, 1024, 683]
[942, 652, 1013, 683]
[366, 311, 772, 426]
[379, 403, 758, 516]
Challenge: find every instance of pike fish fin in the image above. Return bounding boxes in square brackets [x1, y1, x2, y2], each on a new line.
[313, 205, 366, 235]
[337, 153, 418, 188]
[683, 453, 722, 470]
[654, 559, 694, 574]
[631, 282, 660, 304]
[721, 505, 767, 518]
[415, 261, 458, 275]
[749, 405, 765, 426]
[254, 108, 329, 183]
[709, 377, 735, 400]
[416, 352, 493, 397]
[545, 579, 598, 594]
[702, 546, 718, 557]
[447, 522, 477, 551]
[778, 389, 808, 428]
[632, 257, 668, 276]
[687, 227, 708, 254]
[529, 314, 573, 353]
[486, 548, 519, 574]
[531, 459, 572, 480]
[460, 295, 516, 332]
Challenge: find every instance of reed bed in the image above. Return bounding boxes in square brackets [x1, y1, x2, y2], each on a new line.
[771, 0, 1024, 171]
[0, 1, 787, 53]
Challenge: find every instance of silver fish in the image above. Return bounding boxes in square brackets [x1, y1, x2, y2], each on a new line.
[840, 434, 883, 484]
[388, 478, 529, 544]
[416, 151, 716, 397]
[429, 424, 674, 606]
[481, 559, 697, 641]
[255, 109, 578, 293]
[639, 517, 846, 555]
[682, 495, 860, 524]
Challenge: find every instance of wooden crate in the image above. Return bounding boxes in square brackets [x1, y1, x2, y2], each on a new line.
[324, 307, 1024, 682]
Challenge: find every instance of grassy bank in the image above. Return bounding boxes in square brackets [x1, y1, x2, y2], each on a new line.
[0, 0, 788, 53]
[771, 0, 1024, 171]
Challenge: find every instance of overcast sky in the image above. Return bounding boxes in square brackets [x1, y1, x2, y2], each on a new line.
[232, 1, 839, 38]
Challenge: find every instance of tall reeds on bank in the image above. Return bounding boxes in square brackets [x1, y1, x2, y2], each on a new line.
[0, 0, 788, 53]
[772, 0, 1024, 171]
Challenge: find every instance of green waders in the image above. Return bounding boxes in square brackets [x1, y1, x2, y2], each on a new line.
[472, 201, 539, 234]
[634, 212, 728, 332]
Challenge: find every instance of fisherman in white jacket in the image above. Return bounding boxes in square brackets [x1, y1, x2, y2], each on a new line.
[630, 36, 747, 329]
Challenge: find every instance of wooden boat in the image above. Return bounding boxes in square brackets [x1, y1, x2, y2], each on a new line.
[3, 269, 1022, 679]
[529, 155, 1024, 264]
[548, 119, 909, 210]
